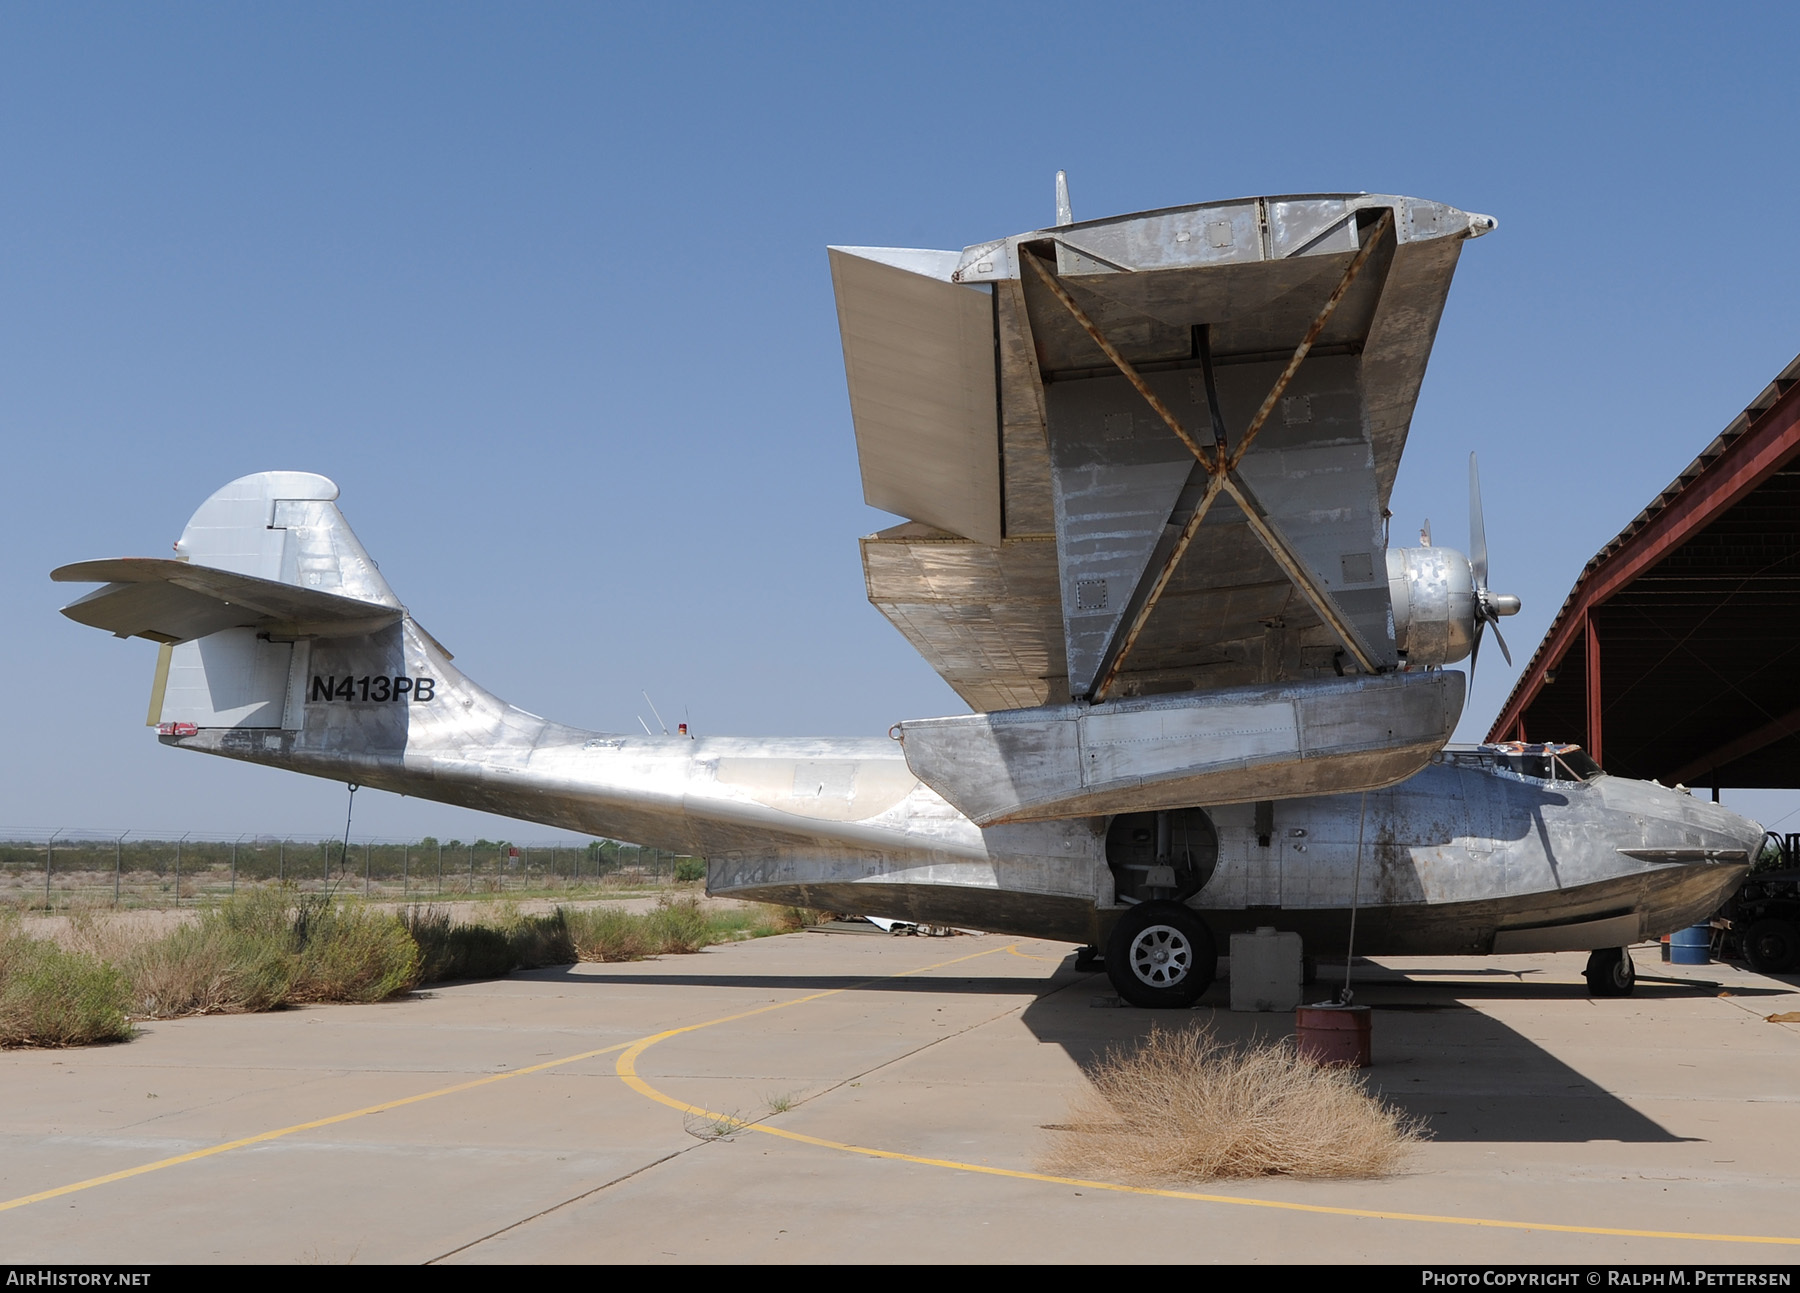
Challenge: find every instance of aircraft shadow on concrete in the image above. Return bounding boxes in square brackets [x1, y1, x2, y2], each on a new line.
[519, 952, 1783, 1144]
[1018, 961, 1715, 1145]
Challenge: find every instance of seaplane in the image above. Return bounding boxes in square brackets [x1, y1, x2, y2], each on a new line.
[52, 182, 1763, 1006]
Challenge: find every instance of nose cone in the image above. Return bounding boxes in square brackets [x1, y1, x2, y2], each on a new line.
[1691, 798, 1767, 863]
[1732, 810, 1770, 868]
[1601, 778, 1764, 864]
[1601, 783, 1761, 934]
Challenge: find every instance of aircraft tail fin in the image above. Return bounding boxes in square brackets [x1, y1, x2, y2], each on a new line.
[171, 470, 400, 605]
[54, 472, 439, 733]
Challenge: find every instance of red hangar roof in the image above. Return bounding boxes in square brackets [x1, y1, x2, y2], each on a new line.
[1488, 351, 1800, 790]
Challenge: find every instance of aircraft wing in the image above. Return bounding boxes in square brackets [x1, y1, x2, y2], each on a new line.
[833, 193, 1493, 711]
[52, 558, 404, 643]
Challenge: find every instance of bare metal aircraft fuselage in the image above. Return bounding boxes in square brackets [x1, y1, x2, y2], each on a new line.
[52, 183, 1768, 1006]
[163, 612, 1756, 959]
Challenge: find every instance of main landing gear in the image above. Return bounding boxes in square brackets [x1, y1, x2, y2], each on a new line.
[1585, 946, 1637, 997]
[1103, 901, 1218, 1008]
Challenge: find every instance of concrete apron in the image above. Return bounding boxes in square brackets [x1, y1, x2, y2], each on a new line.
[1, 929, 1797, 1264]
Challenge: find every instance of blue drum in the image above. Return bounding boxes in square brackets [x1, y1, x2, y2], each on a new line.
[1670, 925, 1712, 965]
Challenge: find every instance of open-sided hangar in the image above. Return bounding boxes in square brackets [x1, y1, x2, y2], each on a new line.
[1490, 351, 1800, 797]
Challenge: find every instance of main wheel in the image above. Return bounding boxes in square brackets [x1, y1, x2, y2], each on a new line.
[1585, 946, 1637, 997]
[1741, 919, 1800, 974]
[1104, 902, 1217, 1008]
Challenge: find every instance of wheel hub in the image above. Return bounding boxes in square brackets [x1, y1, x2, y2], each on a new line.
[1130, 925, 1192, 986]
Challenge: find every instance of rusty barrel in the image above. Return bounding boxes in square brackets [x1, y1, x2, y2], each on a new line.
[1295, 1003, 1372, 1067]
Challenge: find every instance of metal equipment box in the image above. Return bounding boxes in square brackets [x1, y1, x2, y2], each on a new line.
[1229, 927, 1303, 1012]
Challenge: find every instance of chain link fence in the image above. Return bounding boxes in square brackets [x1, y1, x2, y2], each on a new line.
[0, 831, 703, 910]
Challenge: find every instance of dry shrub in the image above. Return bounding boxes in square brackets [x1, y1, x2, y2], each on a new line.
[564, 895, 797, 961]
[290, 900, 419, 1002]
[405, 906, 515, 982]
[495, 907, 577, 970]
[1042, 1025, 1423, 1183]
[564, 904, 654, 961]
[644, 894, 712, 954]
[404, 904, 575, 982]
[0, 913, 132, 1047]
[125, 917, 294, 1016]
[124, 892, 296, 1016]
[123, 891, 416, 1014]
[741, 905, 831, 935]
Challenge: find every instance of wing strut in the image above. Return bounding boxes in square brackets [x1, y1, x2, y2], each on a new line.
[1020, 251, 1218, 475]
[1023, 207, 1397, 697]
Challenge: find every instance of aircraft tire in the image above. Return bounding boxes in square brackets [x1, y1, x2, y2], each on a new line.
[1104, 902, 1216, 1008]
[1584, 946, 1637, 997]
[1741, 919, 1800, 974]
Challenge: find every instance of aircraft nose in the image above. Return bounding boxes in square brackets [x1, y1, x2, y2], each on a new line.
[1738, 816, 1770, 866]
[1704, 802, 1766, 869]
[1628, 788, 1764, 869]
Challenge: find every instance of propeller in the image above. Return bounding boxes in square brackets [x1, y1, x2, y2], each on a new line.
[1468, 452, 1521, 679]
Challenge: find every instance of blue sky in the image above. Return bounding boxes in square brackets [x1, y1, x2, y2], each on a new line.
[4, 3, 1798, 840]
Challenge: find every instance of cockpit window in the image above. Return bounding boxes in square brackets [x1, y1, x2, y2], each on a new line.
[1554, 749, 1603, 781]
[1469, 743, 1604, 783]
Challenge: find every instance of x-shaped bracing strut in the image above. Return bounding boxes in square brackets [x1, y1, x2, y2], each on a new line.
[1022, 206, 1396, 700]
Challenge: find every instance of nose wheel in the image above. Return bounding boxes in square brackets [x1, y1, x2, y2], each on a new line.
[1584, 946, 1636, 997]
[1104, 901, 1217, 1008]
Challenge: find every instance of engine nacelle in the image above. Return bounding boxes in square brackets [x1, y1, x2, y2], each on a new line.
[1387, 546, 1475, 667]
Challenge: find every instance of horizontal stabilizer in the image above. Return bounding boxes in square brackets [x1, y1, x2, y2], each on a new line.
[53, 558, 404, 644]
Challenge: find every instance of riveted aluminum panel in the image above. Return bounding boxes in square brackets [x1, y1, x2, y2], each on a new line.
[160, 629, 293, 728]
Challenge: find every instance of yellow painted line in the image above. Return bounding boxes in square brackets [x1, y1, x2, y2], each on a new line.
[0, 1040, 638, 1213]
[613, 942, 1014, 1081]
[0, 942, 1010, 1215]
[617, 949, 1800, 1249]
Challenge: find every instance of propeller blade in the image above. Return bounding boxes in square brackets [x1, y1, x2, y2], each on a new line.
[1469, 451, 1488, 591]
[1469, 621, 1481, 685]
[1489, 616, 1512, 667]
